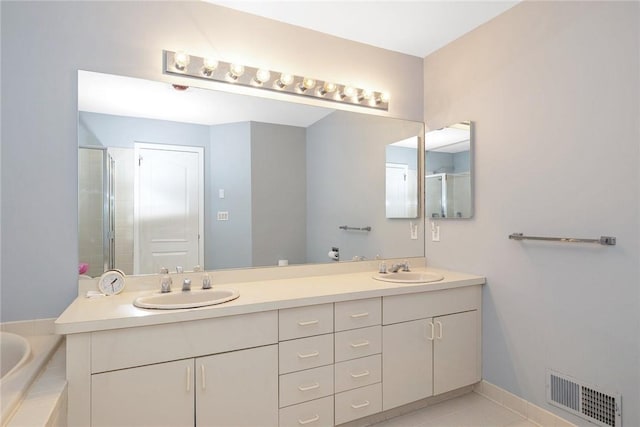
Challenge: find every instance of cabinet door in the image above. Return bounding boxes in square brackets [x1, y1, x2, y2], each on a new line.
[196, 344, 278, 426]
[433, 310, 480, 395]
[382, 319, 433, 410]
[91, 359, 194, 427]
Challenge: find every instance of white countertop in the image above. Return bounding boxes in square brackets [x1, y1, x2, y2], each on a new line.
[55, 266, 484, 335]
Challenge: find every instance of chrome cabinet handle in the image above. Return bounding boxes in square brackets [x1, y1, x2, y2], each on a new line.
[351, 400, 370, 409]
[297, 351, 320, 359]
[298, 319, 319, 326]
[201, 364, 206, 390]
[427, 321, 435, 341]
[436, 320, 443, 339]
[350, 370, 370, 378]
[350, 340, 370, 348]
[350, 312, 369, 318]
[298, 414, 320, 425]
[298, 382, 320, 391]
[186, 366, 191, 392]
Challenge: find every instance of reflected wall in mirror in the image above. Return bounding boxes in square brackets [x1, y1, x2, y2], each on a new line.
[385, 136, 419, 218]
[425, 121, 473, 219]
[78, 71, 424, 277]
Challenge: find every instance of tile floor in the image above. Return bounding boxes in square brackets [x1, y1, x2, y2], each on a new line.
[373, 392, 538, 427]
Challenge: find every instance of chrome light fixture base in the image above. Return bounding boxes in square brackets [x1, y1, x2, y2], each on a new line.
[163, 50, 389, 111]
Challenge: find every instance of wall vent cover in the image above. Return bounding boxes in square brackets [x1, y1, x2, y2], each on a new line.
[547, 370, 621, 427]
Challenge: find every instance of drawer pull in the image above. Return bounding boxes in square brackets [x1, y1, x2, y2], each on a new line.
[298, 414, 320, 425]
[298, 319, 319, 326]
[297, 351, 320, 359]
[298, 382, 320, 392]
[350, 340, 370, 348]
[351, 400, 370, 409]
[350, 370, 370, 379]
[436, 320, 443, 339]
[350, 312, 369, 319]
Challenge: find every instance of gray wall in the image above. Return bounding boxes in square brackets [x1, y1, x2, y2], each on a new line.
[251, 122, 307, 267]
[424, 1, 639, 425]
[208, 122, 252, 269]
[306, 111, 424, 263]
[0, 1, 422, 321]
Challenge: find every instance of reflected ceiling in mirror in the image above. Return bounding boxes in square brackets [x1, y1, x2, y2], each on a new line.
[425, 121, 473, 219]
[78, 71, 424, 277]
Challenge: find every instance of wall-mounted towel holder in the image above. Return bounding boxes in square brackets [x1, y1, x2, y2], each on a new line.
[509, 233, 616, 246]
[339, 225, 372, 232]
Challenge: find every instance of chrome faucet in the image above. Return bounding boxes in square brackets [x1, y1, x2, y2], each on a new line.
[159, 267, 172, 293]
[390, 261, 410, 273]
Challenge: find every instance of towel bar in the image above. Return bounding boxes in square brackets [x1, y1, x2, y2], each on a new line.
[509, 233, 616, 246]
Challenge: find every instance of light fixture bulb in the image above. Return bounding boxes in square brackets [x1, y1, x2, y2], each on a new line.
[298, 77, 316, 92]
[360, 89, 375, 101]
[253, 69, 271, 85]
[319, 82, 337, 96]
[275, 73, 294, 89]
[379, 92, 390, 103]
[341, 85, 357, 99]
[174, 51, 190, 71]
[228, 63, 245, 80]
[202, 57, 219, 76]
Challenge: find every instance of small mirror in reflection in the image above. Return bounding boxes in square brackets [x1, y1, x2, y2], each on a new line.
[425, 121, 473, 219]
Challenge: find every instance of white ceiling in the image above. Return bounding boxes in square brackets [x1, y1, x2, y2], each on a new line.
[208, 0, 520, 57]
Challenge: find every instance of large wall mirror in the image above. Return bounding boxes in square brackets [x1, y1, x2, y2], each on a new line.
[78, 71, 424, 277]
[425, 121, 473, 219]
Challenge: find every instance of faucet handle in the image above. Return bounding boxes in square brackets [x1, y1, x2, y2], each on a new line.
[378, 261, 387, 274]
[176, 266, 184, 274]
[402, 260, 410, 272]
[202, 273, 212, 290]
[193, 265, 201, 272]
[182, 278, 192, 292]
[159, 267, 169, 274]
[160, 275, 172, 293]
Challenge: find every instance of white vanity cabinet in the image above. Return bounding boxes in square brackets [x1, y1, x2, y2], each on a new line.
[382, 285, 482, 411]
[71, 310, 279, 427]
[91, 359, 195, 427]
[277, 298, 383, 426]
[62, 273, 484, 427]
[91, 345, 278, 427]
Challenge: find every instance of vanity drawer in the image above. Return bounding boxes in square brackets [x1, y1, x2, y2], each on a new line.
[334, 383, 382, 425]
[279, 365, 334, 408]
[334, 354, 381, 393]
[383, 285, 481, 325]
[334, 325, 381, 363]
[335, 298, 381, 332]
[279, 334, 334, 374]
[280, 304, 334, 341]
[279, 396, 334, 427]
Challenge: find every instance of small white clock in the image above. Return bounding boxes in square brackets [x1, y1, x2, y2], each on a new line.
[98, 269, 126, 296]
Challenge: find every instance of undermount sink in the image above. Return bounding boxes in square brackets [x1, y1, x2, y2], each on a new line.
[133, 288, 239, 310]
[373, 271, 444, 284]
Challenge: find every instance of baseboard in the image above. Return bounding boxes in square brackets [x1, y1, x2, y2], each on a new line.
[473, 380, 577, 427]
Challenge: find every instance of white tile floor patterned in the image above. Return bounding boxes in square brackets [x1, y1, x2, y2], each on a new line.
[372, 392, 539, 427]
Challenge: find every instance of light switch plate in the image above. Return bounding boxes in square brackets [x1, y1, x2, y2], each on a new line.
[217, 211, 229, 221]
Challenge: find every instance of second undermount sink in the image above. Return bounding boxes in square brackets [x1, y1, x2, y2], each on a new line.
[373, 271, 444, 284]
[133, 288, 239, 310]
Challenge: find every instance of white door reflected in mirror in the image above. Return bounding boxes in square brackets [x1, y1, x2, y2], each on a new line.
[385, 136, 419, 219]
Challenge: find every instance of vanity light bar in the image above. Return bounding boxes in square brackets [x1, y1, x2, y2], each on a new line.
[163, 50, 389, 111]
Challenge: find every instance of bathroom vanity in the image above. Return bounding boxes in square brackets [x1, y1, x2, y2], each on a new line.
[56, 262, 484, 426]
